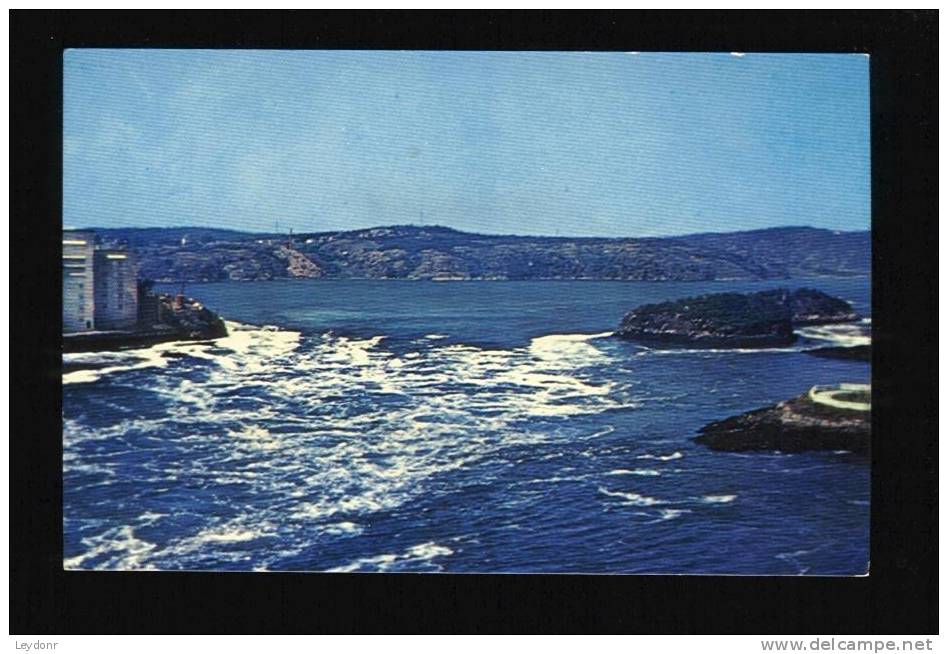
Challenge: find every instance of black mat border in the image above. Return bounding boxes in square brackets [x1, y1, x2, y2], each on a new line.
[11, 10, 937, 634]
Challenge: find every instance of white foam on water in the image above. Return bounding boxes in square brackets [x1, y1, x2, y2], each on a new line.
[588, 425, 616, 438]
[520, 473, 592, 486]
[191, 525, 260, 543]
[775, 548, 822, 575]
[327, 553, 398, 573]
[598, 486, 667, 506]
[407, 542, 454, 559]
[63, 346, 170, 385]
[529, 332, 613, 365]
[636, 452, 683, 461]
[321, 521, 363, 536]
[796, 322, 871, 347]
[63, 452, 117, 481]
[69, 312, 873, 570]
[606, 468, 661, 477]
[63, 414, 165, 447]
[322, 334, 387, 367]
[289, 501, 342, 521]
[327, 541, 453, 573]
[137, 511, 167, 524]
[216, 322, 302, 357]
[64, 321, 629, 569]
[701, 494, 737, 504]
[63, 321, 302, 384]
[149, 519, 277, 566]
[227, 424, 282, 450]
[647, 508, 691, 523]
[62, 369, 106, 385]
[63, 525, 157, 571]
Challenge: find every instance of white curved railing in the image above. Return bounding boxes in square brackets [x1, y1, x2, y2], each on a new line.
[808, 384, 871, 412]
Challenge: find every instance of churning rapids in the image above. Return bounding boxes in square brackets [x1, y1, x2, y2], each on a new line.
[63, 279, 870, 574]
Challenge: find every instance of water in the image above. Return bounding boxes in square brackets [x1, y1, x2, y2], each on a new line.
[63, 278, 870, 574]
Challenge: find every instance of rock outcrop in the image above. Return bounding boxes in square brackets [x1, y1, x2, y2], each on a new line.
[276, 245, 324, 278]
[766, 288, 858, 325]
[63, 294, 227, 353]
[694, 390, 870, 454]
[805, 345, 871, 362]
[616, 288, 857, 348]
[153, 294, 228, 340]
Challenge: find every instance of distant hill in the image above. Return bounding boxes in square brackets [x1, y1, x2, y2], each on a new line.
[90, 226, 256, 248]
[87, 224, 870, 283]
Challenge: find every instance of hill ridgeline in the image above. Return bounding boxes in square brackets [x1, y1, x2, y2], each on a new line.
[90, 224, 870, 283]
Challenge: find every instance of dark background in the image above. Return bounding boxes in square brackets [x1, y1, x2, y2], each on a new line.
[11, 10, 938, 634]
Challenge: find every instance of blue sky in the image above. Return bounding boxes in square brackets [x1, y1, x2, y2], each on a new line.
[64, 50, 869, 237]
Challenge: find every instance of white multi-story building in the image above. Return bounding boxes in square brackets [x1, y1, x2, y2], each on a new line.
[62, 230, 96, 332]
[93, 248, 139, 330]
[62, 230, 140, 333]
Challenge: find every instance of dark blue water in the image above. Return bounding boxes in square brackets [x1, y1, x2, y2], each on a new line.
[63, 278, 870, 574]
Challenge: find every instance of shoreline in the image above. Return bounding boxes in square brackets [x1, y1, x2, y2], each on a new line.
[63, 330, 224, 354]
[63, 295, 228, 354]
[152, 273, 873, 286]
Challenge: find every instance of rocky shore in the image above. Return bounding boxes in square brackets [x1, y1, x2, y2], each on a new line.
[694, 388, 870, 454]
[63, 294, 227, 353]
[616, 288, 858, 348]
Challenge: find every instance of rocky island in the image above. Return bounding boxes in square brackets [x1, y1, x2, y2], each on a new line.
[616, 288, 858, 348]
[694, 384, 870, 454]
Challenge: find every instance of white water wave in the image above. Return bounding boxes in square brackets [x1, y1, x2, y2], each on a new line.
[647, 508, 691, 523]
[598, 486, 667, 506]
[529, 332, 613, 365]
[636, 452, 683, 461]
[775, 547, 826, 575]
[64, 525, 158, 571]
[227, 424, 283, 450]
[795, 322, 871, 347]
[63, 347, 170, 385]
[701, 494, 738, 504]
[64, 321, 626, 569]
[327, 541, 453, 572]
[320, 521, 363, 536]
[606, 468, 662, 477]
[61, 321, 302, 384]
